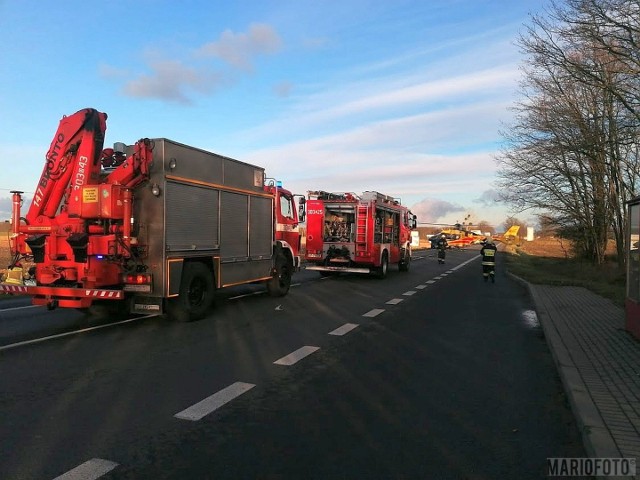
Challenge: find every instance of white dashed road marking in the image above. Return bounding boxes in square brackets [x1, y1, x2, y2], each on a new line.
[174, 382, 255, 421]
[363, 308, 385, 317]
[53, 458, 118, 480]
[274, 346, 320, 365]
[452, 256, 479, 270]
[329, 323, 359, 336]
[426, 280, 436, 284]
[415, 285, 426, 289]
[386, 298, 404, 305]
[403, 291, 416, 296]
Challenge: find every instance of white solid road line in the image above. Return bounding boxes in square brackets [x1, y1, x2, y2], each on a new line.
[329, 323, 359, 336]
[53, 458, 118, 480]
[362, 308, 385, 317]
[174, 382, 256, 421]
[0, 315, 157, 352]
[0, 304, 41, 313]
[274, 346, 320, 365]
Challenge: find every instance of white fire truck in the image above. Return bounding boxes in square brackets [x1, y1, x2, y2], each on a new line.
[304, 191, 417, 278]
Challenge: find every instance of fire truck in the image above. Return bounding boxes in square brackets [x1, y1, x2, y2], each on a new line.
[304, 191, 417, 277]
[0, 108, 304, 321]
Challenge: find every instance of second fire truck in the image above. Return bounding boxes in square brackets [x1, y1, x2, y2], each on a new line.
[304, 191, 417, 278]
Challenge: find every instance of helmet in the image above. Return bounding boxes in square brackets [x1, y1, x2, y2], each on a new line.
[485, 236, 494, 244]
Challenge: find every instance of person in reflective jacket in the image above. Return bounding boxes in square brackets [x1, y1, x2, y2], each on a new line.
[480, 237, 497, 282]
[436, 235, 448, 264]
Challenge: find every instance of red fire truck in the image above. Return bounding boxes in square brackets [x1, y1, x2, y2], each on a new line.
[0, 108, 303, 321]
[304, 191, 417, 278]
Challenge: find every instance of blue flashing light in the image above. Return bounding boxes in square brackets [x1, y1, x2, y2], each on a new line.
[276, 180, 283, 188]
[97, 255, 104, 259]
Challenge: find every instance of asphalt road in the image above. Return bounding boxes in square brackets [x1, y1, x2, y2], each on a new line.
[0, 247, 586, 479]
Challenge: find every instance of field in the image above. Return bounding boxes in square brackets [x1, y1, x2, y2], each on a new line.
[0, 233, 11, 275]
[514, 237, 575, 258]
[506, 237, 625, 306]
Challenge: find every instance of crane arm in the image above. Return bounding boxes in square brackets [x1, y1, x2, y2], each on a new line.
[27, 108, 107, 221]
[105, 138, 154, 188]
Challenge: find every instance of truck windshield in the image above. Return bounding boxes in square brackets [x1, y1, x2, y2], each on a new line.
[280, 194, 295, 219]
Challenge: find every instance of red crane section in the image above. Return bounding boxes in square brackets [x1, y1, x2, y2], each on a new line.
[28, 108, 107, 221]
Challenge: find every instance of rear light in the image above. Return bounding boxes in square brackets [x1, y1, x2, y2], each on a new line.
[124, 273, 152, 284]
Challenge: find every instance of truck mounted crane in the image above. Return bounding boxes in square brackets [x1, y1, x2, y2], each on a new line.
[1, 108, 303, 322]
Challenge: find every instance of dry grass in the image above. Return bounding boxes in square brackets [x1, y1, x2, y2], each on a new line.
[0, 234, 12, 272]
[506, 238, 626, 307]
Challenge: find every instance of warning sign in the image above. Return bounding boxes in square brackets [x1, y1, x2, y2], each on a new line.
[83, 187, 99, 203]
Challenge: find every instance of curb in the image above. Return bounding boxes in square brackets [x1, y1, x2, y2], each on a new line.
[508, 273, 627, 478]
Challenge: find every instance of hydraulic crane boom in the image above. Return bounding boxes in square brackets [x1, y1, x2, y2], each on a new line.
[28, 108, 107, 221]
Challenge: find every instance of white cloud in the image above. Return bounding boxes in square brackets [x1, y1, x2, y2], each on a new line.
[197, 23, 283, 71]
[273, 81, 294, 98]
[409, 198, 466, 225]
[122, 59, 226, 104]
[113, 23, 283, 103]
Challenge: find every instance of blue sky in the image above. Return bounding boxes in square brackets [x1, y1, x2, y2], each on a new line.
[0, 0, 548, 229]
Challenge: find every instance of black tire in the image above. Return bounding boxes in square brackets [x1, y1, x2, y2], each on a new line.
[399, 248, 411, 272]
[167, 262, 215, 322]
[267, 253, 292, 297]
[376, 251, 389, 279]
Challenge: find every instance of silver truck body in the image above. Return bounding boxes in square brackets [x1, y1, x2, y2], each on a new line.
[128, 139, 274, 313]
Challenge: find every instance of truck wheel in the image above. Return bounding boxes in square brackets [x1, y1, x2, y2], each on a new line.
[376, 251, 389, 279]
[267, 253, 292, 297]
[168, 262, 215, 322]
[399, 248, 411, 272]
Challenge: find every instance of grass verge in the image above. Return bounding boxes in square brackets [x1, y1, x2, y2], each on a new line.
[505, 249, 626, 307]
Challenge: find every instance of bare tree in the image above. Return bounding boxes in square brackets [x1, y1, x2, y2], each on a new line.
[496, 0, 640, 265]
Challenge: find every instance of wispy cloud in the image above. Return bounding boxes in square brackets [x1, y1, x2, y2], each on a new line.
[196, 23, 282, 71]
[104, 23, 283, 103]
[409, 198, 466, 224]
[122, 59, 226, 104]
[273, 81, 294, 98]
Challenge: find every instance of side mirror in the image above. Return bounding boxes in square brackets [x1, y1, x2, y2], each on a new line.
[298, 203, 306, 223]
[295, 196, 306, 222]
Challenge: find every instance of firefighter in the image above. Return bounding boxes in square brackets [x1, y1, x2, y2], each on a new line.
[436, 235, 448, 264]
[480, 237, 497, 282]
